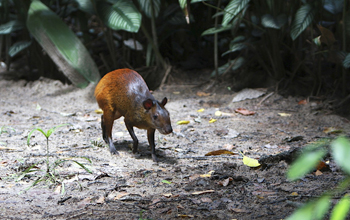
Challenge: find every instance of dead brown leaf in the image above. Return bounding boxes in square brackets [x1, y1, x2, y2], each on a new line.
[235, 108, 255, 116]
[196, 91, 211, 97]
[205, 150, 235, 156]
[217, 177, 233, 186]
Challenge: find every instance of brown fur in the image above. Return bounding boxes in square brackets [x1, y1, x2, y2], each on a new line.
[95, 68, 172, 162]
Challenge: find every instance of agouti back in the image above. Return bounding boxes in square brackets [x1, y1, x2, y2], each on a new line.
[94, 68, 173, 162]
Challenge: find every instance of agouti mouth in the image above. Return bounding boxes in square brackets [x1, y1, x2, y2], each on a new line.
[159, 127, 173, 135]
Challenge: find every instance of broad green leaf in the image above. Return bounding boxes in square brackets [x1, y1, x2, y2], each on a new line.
[261, 14, 287, 29]
[191, 0, 207, 3]
[27, 1, 100, 88]
[137, 0, 160, 18]
[331, 194, 350, 220]
[178, 0, 186, 9]
[9, 41, 32, 57]
[0, 20, 23, 34]
[74, 0, 95, 14]
[331, 137, 350, 174]
[210, 57, 244, 77]
[343, 53, 350, 69]
[287, 195, 330, 220]
[323, 0, 344, 14]
[202, 24, 233, 36]
[290, 4, 316, 40]
[97, 0, 141, 32]
[287, 148, 326, 181]
[222, 42, 246, 56]
[222, 0, 250, 26]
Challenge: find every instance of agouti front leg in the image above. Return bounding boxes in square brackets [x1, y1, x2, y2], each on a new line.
[125, 122, 139, 154]
[101, 114, 118, 154]
[147, 128, 157, 162]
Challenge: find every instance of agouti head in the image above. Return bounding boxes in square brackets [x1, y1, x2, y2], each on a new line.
[143, 97, 173, 135]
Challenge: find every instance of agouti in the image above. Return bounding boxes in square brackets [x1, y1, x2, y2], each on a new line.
[94, 68, 173, 162]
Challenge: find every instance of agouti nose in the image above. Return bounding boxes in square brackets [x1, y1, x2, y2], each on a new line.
[163, 125, 173, 134]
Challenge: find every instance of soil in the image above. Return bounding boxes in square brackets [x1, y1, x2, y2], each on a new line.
[0, 73, 349, 220]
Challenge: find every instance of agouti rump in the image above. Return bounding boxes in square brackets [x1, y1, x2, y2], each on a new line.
[94, 68, 173, 162]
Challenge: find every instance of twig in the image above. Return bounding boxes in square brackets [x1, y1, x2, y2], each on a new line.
[159, 65, 172, 89]
[257, 92, 274, 106]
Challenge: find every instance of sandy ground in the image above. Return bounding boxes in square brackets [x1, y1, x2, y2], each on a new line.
[0, 77, 349, 219]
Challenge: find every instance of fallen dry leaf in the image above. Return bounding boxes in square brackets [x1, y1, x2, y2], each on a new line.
[196, 91, 211, 97]
[239, 150, 261, 167]
[163, 193, 172, 198]
[94, 109, 103, 114]
[298, 99, 308, 105]
[177, 120, 190, 125]
[215, 111, 222, 116]
[191, 190, 215, 195]
[323, 127, 342, 134]
[235, 108, 255, 115]
[315, 170, 323, 176]
[200, 170, 215, 178]
[217, 177, 233, 186]
[209, 119, 217, 123]
[278, 112, 292, 117]
[205, 150, 235, 156]
[290, 192, 298, 196]
[197, 108, 205, 112]
[316, 161, 329, 171]
[178, 214, 194, 218]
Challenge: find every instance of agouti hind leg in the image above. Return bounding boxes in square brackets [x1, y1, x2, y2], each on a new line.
[101, 113, 118, 154]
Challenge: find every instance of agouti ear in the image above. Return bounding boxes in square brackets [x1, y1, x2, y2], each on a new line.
[161, 97, 168, 106]
[143, 99, 155, 110]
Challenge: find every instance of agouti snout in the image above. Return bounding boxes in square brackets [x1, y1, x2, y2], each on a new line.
[94, 68, 173, 162]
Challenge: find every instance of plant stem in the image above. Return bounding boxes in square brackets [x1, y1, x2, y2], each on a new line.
[46, 137, 49, 173]
[214, 0, 221, 81]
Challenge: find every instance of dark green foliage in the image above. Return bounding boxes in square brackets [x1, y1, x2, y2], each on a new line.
[287, 137, 350, 220]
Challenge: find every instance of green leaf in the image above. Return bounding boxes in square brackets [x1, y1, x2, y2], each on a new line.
[74, 0, 95, 14]
[161, 180, 172, 184]
[343, 53, 350, 69]
[27, 0, 100, 88]
[290, 4, 316, 40]
[287, 195, 330, 220]
[27, 128, 48, 146]
[222, 42, 246, 56]
[222, 0, 250, 26]
[210, 57, 245, 77]
[287, 148, 326, 181]
[178, 0, 186, 9]
[0, 20, 23, 34]
[202, 24, 233, 36]
[323, 0, 344, 14]
[191, 0, 207, 3]
[137, 0, 160, 18]
[9, 41, 32, 57]
[331, 194, 350, 220]
[47, 124, 70, 138]
[331, 137, 350, 174]
[97, 0, 141, 33]
[261, 14, 287, 29]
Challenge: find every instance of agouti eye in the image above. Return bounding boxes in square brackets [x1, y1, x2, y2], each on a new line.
[153, 114, 158, 120]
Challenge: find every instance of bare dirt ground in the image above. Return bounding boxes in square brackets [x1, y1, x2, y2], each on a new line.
[0, 74, 350, 220]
